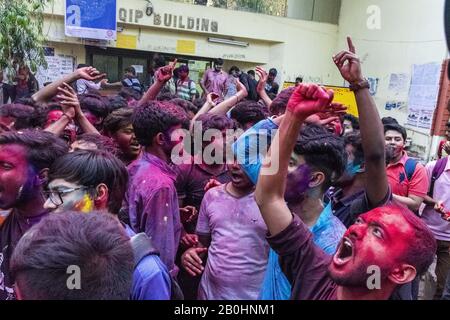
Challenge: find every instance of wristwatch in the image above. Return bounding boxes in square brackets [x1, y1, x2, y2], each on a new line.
[349, 79, 370, 92]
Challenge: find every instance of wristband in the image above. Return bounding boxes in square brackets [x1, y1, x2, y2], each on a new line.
[349, 79, 370, 92]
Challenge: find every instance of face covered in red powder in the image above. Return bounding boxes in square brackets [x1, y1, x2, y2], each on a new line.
[328, 206, 417, 287]
[45, 110, 64, 128]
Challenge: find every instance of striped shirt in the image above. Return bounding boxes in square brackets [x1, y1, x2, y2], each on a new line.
[176, 79, 196, 101]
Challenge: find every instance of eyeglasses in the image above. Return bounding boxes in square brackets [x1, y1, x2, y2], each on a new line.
[43, 187, 91, 207]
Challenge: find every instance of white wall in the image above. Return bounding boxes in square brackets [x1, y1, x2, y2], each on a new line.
[337, 0, 448, 158]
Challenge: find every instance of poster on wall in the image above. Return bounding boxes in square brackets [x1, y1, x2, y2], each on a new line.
[406, 62, 441, 130]
[65, 0, 117, 41]
[35, 55, 74, 89]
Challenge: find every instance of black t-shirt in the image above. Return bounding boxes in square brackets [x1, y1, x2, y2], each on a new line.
[0, 209, 48, 300]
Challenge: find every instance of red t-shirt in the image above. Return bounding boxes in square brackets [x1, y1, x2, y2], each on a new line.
[386, 152, 429, 198]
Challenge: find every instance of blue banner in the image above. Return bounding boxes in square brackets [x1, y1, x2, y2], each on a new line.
[65, 0, 117, 41]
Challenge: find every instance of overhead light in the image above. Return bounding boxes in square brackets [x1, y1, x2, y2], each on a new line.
[208, 37, 249, 47]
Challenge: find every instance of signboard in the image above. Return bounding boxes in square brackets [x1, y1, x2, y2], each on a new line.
[35, 55, 74, 88]
[282, 82, 359, 117]
[65, 0, 117, 41]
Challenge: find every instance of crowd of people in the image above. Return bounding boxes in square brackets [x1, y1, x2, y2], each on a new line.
[0, 36, 449, 301]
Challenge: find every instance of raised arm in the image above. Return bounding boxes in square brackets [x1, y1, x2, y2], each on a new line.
[209, 78, 248, 115]
[58, 83, 100, 135]
[333, 36, 389, 207]
[137, 59, 177, 107]
[32, 67, 105, 103]
[256, 67, 273, 108]
[255, 84, 336, 236]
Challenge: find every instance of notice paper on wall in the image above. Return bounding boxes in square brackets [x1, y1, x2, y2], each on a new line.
[35, 55, 75, 89]
[406, 62, 441, 130]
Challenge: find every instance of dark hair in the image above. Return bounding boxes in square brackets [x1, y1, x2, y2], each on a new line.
[79, 94, 109, 119]
[294, 124, 346, 190]
[124, 66, 136, 75]
[247, 70, 255, 77]
[214, 58, 224, 66]
[118, 87, 142, 102]
[445, 121, 450, 128]
[270, 86, 295, 116]
[153, 55, 166, 69]
[193, 97, 206, 110]
[0, 130, 68, 171]
[269, 68, 278, 75]
[107, 95, 129, 112]
[77, 64, 89, 69]
[75, 133, 119, 156]
[295, 77, 303, 83]
[10, 212, 134, 300]
[344, 131, 364, 166]
[170, 98, 198, 115]
[343, 114, 360, 130]
[0, 104, 36, 130]
[230, 101, 268, 128]
[374, 204, 436, 275]
[196, 113, 236, 136]
[132, 101, 190, 147]
[103, 108, 133, 135]
[178, 64, 189, 73]
[49, 150, 128, 215]
[384, 123, 407, 141]
[156, 92, 178, 101]
[229, 66, 240, 74]
[381, 116, 399, 125]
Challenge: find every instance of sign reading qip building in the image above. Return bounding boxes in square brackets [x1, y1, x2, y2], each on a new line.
[65, 0, 117, 41]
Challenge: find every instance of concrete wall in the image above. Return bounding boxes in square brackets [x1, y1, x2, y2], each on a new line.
[336, 0, 448, 158]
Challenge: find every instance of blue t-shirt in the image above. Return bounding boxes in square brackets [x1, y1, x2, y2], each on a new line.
[125, 224, 172, 300]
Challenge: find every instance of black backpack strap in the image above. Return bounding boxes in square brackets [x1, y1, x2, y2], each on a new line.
[129, 233, 159, 267]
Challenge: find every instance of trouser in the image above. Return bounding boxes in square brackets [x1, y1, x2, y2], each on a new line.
[442, 271, 450, 299]
[3, 83, 16, 103]
[434, 240, 450, 299]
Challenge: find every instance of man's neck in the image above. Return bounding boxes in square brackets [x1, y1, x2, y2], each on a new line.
[15, 192, 46, 218]
[226, 182, 255, 198]
[145, 146, 169, 163]
[342, 173, 366, 197]
[289, 196, 324, 228]
[336, 284, 394, 300]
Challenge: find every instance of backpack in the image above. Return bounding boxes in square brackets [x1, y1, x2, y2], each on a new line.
[427, 157, 448, 197]
[130, 233, 184, 300]
[399, 158, 418, 184]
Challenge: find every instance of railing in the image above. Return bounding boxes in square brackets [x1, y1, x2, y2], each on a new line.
[167, 0, 288, 18]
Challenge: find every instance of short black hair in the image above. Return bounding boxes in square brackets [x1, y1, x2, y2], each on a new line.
[343, 114, 360, 130]
[269, 68, 277, 75]
[344, 131, 364, 166]
[156, 92, 178, 101]
[295, 77, 303, 83]
[384, 123, 407, 141]
[79, 94, 109, 119]
[0, 104, 37, 130]
[103, 108, 133, 135]
[381, 116, 399, 125]
[270, 87, 295, 116]
[75, 133, 119, 155]
[247, 70, 255, 77]
[294, 124, 346, 190]
[230, 101, 268, 128]
[196, 113, 236, 136]
[118, 88, 142, 102]
[132, 101, 189, 147]
[170, 98, 198, 115]
[11, 211, 134, 300]
[229, 66, 240, 74]
[124, 66, 136, 75]
[0, 130, 68, 172]
[48, 149, 128, 215]
[214, 58, 224, 66]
